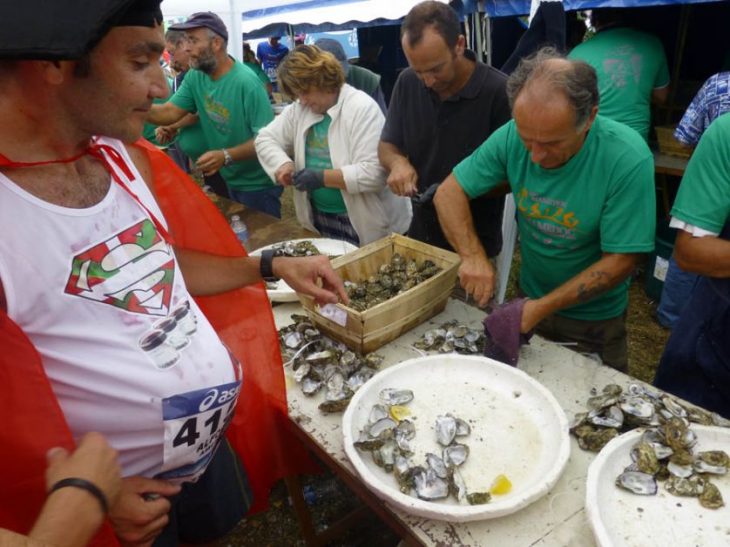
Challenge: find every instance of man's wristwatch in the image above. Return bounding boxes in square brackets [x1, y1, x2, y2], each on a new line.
[222, 148, 233, 166]
[259, 249, 279, 281]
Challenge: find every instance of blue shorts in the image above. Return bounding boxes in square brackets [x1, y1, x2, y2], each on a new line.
[228, 186, 284, 218]
[153, 441, 252, 545]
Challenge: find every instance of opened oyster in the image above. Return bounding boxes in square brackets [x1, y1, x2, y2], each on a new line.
[352, 390, 499, 506]
[278, 314, 384, 413]
[414, 320, 485, 355]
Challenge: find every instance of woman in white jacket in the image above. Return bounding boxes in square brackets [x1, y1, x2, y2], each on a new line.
[255, 45, 411, 246]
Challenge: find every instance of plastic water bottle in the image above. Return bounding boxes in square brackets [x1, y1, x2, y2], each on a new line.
[230, 214, 249, 247]
[302, 479, 341, 505]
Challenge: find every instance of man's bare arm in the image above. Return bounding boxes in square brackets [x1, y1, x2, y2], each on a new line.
[195, 138, 258, 177]
[377, 140, 418, 196]
[652, 86, 669, 104]
[175, 249, 347, 305]
[167, 112, 198, 131]
[433, 174, 494, 306]
[674, 230, 730, 277]
[146, 102, 189, 127]
[520, 253, 642, 333]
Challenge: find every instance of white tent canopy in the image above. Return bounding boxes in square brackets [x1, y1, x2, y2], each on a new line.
[240, 0, 441, 38]
[161, 0, 449, 56]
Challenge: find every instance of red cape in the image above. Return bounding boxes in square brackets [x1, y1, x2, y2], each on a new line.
[0, 141, 315, 543]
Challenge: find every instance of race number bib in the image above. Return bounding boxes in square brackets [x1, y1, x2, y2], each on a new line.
[156, 380, 241, 483]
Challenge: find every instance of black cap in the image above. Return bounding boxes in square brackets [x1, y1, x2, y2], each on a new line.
[315, 38, 350, 75]
[0, 0, 163, 60]
[170, 12, 228, 42]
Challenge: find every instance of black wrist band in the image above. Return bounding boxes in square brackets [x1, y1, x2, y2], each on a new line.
[49, 477, 109, 514]
[260, 249, 279, 280]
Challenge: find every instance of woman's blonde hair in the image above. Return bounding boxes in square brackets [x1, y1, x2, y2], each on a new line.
[277, 45, 345, 98]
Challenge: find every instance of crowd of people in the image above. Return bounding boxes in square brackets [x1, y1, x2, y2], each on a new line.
[1, 0, 728, 545]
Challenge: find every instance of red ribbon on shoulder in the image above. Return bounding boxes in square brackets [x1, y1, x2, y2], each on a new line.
[0, 141, 172, 244]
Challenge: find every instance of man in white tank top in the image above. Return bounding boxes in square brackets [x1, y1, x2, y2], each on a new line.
[0, 1, 347, 544]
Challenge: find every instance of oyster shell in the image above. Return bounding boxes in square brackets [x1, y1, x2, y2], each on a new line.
[353, 430, 385, 452]
[616, 471, 657, 495]
[414, 468, 450, 501]
[369, 417, 397, 440]
[394, 456, 417, 493]
[379, 388, 414, 406]
[466, 492, 492, 505]
[577, 427, 618, 452]
[620, 396, 655, 421]
[372, 439, 397, 472]
[434, 415, 457, 446]
[443, 443, 470, 467]
[394, 419, 416, 453]
[425, 453, 449, 479]
[448, 467, 468, 502]
[588, 405, 624, 429]
[665, 475, 705, 497]
[699, 481, 724, 509]
[631, 442, 660, 475]
[318, 397, 351, 414]
[667, 461, 694, 479]
[455, 417, 471, 437]
[696, 450, 729, 468]
[693, 450, 729, 475]
[368, 404, 390, 424]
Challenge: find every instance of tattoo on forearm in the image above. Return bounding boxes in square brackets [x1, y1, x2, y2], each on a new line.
[577, 271, 611, 302]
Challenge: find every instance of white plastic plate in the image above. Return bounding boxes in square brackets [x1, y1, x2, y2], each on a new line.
[342, 354, 570, 522]
[586, 425, 730, 547]
[250, 238, 357, 302]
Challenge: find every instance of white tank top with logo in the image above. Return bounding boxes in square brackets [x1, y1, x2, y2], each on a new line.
[0, 137, 240, 483]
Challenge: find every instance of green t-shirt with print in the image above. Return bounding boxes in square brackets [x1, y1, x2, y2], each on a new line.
[305, 115, 346, 214]
[453, 115, 656, 321]
[143, 76, 173, 146]
[171, 61, 274, 191]
[671, 112, 730, 233]
[569, 28, 670, 141]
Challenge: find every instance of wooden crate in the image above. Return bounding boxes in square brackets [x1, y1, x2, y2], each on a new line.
[298, 233, 461, 354]
[655, 125, 692, 159]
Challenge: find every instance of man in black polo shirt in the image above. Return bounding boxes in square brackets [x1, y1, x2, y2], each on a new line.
[378, 0, 510, 257]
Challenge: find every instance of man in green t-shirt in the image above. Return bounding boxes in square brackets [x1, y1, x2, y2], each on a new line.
[243, 42, 272, 96]
[568, 9, 669, 142]
[433, 48, 656, 371]
[654, 113, 730, 418]
[147, 12, 282, 217]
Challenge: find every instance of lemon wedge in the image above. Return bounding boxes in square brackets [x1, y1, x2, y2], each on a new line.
[389, 405, 411, 421]
[489, 474, 512, 495]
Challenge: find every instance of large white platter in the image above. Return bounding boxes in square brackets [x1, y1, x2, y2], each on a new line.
[586, 425, 730, 547]
[342, 354, 570, 522]
[250, 238, 357, 302]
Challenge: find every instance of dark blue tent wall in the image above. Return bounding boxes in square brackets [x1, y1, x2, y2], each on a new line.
[484, 0, 727, 18]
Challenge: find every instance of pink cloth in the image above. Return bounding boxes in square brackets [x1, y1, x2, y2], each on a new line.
[483, 298, 532, 366]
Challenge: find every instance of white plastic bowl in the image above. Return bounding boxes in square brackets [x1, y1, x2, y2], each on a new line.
[342, 354, 570, 522]
[586, 424, 730, 547]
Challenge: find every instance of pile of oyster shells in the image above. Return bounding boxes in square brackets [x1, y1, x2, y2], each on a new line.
[279, 314, 384, 413]
[570, 383, 730, 509]
[353, 388, 493, 505]
[413, 320, 485, 355]
[344, 253, 442, 312]
[615, 418, 727, 509]
[271, 240, 321, 257]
